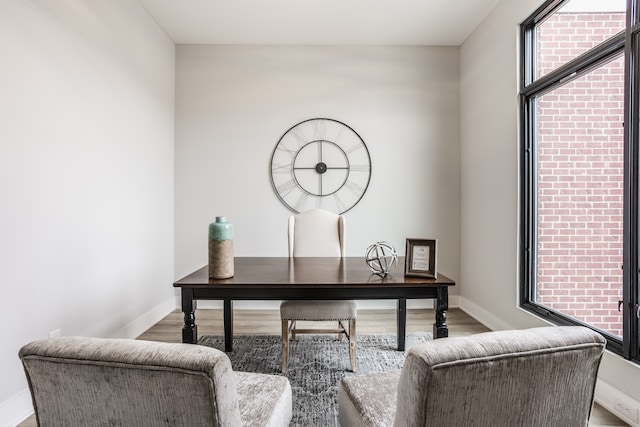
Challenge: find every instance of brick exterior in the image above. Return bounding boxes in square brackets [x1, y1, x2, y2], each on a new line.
[536, 12, 625, 337]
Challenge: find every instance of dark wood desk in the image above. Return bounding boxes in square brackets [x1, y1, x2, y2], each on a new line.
[173, 257, 455, 352]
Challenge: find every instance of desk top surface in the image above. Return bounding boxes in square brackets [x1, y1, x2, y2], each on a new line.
[174, 257, 455, 288]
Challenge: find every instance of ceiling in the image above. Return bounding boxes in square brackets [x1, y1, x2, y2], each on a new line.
[138, 0, 502, 46]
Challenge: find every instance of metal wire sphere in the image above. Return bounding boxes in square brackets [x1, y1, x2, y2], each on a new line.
[365, 241, 398, 276]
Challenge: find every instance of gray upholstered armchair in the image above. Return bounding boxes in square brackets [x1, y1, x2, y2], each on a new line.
[338, 326, 606, 427]
[19, 336, 292, 427]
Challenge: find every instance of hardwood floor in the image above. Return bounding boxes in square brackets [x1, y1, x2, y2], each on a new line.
[18, 308, 628, 426]
[136, 306, 492, 342]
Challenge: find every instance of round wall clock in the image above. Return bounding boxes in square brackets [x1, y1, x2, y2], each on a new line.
[270, 118, 372, 214]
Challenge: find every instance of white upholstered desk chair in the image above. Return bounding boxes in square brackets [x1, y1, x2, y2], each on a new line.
[280, 208, 357, 373]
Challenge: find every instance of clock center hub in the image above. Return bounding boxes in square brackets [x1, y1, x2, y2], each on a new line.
[315, 162, 328, 174]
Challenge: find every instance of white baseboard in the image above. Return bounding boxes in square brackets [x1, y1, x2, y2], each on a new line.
[457, 296, 515, 331]
[110, 297, 176, 339]
[595, 380, 640, 426]
[0, 389, 33, 427]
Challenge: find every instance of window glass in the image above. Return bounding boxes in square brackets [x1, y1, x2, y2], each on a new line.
[535, 0, 626, 80]
[535, 54, 625, 338]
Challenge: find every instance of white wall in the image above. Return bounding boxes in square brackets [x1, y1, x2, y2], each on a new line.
[174, 45, 461, 309]
[0, 1, 175, 425]
[460, 0, 640, 421]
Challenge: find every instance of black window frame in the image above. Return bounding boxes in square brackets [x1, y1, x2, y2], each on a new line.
[519, 0, 639, 362]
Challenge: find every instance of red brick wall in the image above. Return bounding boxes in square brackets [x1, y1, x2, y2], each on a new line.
[536, 12, 625, 337]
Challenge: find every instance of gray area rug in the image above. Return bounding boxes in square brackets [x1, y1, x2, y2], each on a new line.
[198, 333, 432, 426]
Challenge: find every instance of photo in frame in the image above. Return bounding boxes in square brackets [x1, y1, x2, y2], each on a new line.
[405, 238, 437, 278]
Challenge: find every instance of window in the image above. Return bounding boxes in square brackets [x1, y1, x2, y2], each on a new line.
[537, 55, 625, 339]
[520, 0, 638, 361]
[535, 1, 626, 79]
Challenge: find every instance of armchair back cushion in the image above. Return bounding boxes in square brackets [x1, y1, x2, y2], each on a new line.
[395, 326, 606, 426]
[20, 337, 247, 426]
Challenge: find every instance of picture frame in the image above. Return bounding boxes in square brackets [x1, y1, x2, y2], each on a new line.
[405, 238, 437, 278]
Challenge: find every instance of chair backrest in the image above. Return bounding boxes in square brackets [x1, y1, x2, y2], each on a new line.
[20, 336, 242, 426]
[394, 326, 606, 427]
[288, 208, 345, 257]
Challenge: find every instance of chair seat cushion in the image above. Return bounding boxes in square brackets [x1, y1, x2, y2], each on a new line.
[235, 372, 292, 427]
[280, 300, 357, 320]
[338, 370, 401, 427]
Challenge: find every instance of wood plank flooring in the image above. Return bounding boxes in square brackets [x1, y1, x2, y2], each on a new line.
[18, 308, 628, 426]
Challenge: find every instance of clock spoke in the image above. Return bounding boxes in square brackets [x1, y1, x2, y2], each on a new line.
[275, 145, 298, 158]
[332, 193, 347, 213]
[345, 143, 365, 155]
[289, 128, 308, 149]
[312, 119, 326, 141]
[344, 180, 365, 196]
[272, 162, 293, 173]
[276, 179, 298, 196]
[332, 125, 345, 144]
[348, 164, 370, 172]
[294, 192, 308, 213]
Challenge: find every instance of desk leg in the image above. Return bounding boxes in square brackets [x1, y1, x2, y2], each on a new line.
[397, 299, 406, 351]
[224, 299, 233, 352]
[434, 286, 449, 339]
[181, 289, 198, 344]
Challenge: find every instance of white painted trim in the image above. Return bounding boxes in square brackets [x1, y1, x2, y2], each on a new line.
[457, 296, 515, 331]
[0, 388, 34, 427]
[595, 379, 640, 426]
[111, 298, 176, 339]
[560, 0, 625, 13]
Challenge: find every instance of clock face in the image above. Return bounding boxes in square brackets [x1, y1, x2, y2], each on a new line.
[270, 118, 372, 214]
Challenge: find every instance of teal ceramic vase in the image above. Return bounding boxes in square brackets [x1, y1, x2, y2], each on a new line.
[208, 216, 234, 279]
